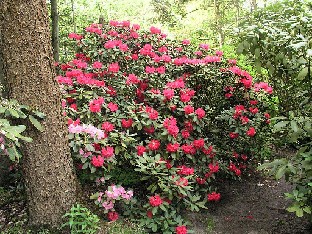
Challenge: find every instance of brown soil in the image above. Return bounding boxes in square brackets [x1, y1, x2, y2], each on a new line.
[188, 173, 311, 234]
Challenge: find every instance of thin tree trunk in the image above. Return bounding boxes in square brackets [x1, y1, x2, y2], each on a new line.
[71, 0, 76, 33]
[51, 0, 60, 63]
[0, 0, 77, 228]
[214, 0, 224, 47]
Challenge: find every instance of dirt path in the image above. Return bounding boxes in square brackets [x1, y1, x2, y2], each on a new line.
[188, 174, 311, 234]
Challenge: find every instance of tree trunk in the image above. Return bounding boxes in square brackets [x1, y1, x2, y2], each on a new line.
[51, 0, 60, 63]
[0, 0, 77, 228]
[214, 0, 224, 47]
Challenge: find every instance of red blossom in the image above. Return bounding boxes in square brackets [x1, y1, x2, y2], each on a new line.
[246, 127, 256, 137]
[229, 132, 239, 139]
[121, 119, 133, 128]
[101, 122, 115, 132]
[91, 155, 104, 167]
[101, 146, 114, 158]
[195, 108, 205, 119]
[148, 139, 161, 151]
[149, 195, 163, 206]
[176, 225, 187, 234]
[107, 211, 119, 221]
[137, 145, 146, 156]
[207, 192, 221, 201]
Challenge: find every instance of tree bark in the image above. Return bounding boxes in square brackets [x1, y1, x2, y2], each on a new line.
[51, 0, 60, 63]
[0, 0, 77, 228]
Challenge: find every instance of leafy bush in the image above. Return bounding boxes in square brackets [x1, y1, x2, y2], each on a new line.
[57, 20, 272, 233]
[0, 96, 44, 163]
[62, 203, 100, 234]
[236, 0, 312, 115]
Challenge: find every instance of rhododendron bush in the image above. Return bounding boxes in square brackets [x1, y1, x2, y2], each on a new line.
[57, 20, 272, 233]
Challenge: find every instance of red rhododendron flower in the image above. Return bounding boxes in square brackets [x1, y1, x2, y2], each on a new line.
[91, 155, 104, 167]
[148, 139, 161, 151]
[149, 195, 162, 206]
[184, 105, 194, 115]
[229, 132, 239, 139]
[89, 97, 104, 113]
[250, 100, 258, 105]
[137, 145, 146, 156]
[148, 109, 159, 120]
[175, 177, 188, 187]
[246, 127, 256, 137]
[93, 143, 101, 151]
[182, 39, 190, 45]
[126, 74, 140, 85]
[207, 192, 221, 201]
[107, 211, 119, 221]
[167, 125, 179, 137]
[196, 177, 206, 185]
[181, 144, 196, 155]
[184, 121, 194, 131]
[176, 225, 187, 234]
[200, 43, 210, 50]
[209, 163, 219, 173]
[107, 102, 118, 112]
[249, 107, 259, 114]
[193, 138, 205, 149]
[195, 108, 205, 119]
[240, 116, 249, 125]
[166, 143, 179, 153]
[225, 93, 233, 99]
[177, 165, 194, 175]
[181, 130, 190, 139]
[144, 126, 155, 134]
[146, 210, 153, 218]
[101, 122, 115, 132]
[101, 146, 114, 158]
[264, 112, 270, 119]
[241, 154, 248, 161]
[202, 145, 214, 156]
[121, 119, 133, 128]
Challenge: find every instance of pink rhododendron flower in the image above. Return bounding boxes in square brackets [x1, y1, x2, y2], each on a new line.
[163, 89, 175, 100]
[150, 26, 161, 34]
[92, 61, 103, 69]
[182, 39, 190, 45]
[108, 62, 120, 73]
[199, 43, 210, 50]
[107, 102, 118, 112]
[195, 108, 205, 119]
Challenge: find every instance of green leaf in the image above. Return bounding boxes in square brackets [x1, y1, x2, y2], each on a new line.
[276, 165, 286, 180]
[29, 115, 44, 132]
[290, 121, 299, 132]
[274, 121, 289, 131]
[297, 67, 308, 80]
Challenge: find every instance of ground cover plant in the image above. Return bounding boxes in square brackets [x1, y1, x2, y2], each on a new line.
[54, 20, 275, 233]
